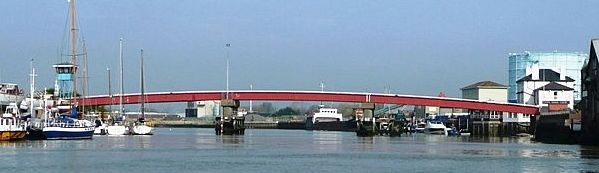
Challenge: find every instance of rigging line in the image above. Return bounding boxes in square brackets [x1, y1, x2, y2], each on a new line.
[58, 5, 70, 63]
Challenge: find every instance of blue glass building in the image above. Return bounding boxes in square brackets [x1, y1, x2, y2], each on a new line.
[508, 51, 588, 103]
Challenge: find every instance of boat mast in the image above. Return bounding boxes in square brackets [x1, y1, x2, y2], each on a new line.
[81, 39, 88, 114]
[107, 67, 112, 120]
[119, 37, 124, 117]
[140, 49, 145, 121]
[29, 59, 36, 119]
[69, 0, 78, 105]
[225, 43, 230, 99]
[43, 88, 48, 126]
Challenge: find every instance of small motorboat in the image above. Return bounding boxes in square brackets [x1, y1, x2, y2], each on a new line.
[424, 121, 446, 135]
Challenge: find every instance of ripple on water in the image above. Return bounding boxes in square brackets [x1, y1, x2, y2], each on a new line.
[0, 128, 597, 173]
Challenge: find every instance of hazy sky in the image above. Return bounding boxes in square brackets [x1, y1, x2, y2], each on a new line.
[2, 0, 599, 99]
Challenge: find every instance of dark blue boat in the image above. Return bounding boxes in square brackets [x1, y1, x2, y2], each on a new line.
[40, 108, 95, 140]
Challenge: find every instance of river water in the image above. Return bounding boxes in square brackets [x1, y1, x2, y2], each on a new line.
[0, 128, 598, 173]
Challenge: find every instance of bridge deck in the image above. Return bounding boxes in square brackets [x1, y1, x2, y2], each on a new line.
[82, 90, 539, 115]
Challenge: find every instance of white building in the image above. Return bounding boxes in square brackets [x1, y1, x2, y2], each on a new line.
[196, 101, 221, 117]
[461, 81, 535, 123]
[186, 101, 222, 118]
[508, 51, 587, 102]
[517, 67, 575, 110]
[502, 112, 533, 123]
[461, 81, 508, 102]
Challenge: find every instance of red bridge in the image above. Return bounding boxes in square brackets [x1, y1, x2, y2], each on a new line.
[82, 90, 540, 115]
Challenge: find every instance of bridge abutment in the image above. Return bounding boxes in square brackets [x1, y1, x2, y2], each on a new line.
[215, 99, 245, 135]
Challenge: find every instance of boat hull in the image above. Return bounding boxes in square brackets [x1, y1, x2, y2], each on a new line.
[43, 127, 94, 140]
[425, 128, 446, 135]
[94, 125, 107, 135]
[0, 131, 26, 141]
[107, 125, 128, 136]
[26, 127, 46, 140]
[131, 125, 153, 135]
[306, 120, 357, 132]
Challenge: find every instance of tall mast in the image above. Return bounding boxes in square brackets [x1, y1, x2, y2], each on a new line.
[29, 59, 36, 119]
[225, 43, 230, 99]
[140, 49, 145, 120]
[81, 39, 88, 114]
[119, 37, 124, 116]
[107, 67, 112, 119]
[69, 0, 78, 104]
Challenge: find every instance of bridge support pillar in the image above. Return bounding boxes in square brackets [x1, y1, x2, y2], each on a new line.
[354, 103, 403, 137]
[215, 99, 245, 135]
[355, 103, 375, 137]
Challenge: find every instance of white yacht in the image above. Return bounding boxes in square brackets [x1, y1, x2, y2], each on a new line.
[105, 38, 129, 136]
[424, 121, 447, 135]
[107, 115, 128, 136]
[130, 49, 153, 135]
[130, 120, 153, 135]
[107, 124, 128, 135]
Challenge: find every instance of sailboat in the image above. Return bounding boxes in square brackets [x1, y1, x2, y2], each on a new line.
[106, 37, 128, 136]
[35, 0, 95, 140]
[130, 49, 153, 135]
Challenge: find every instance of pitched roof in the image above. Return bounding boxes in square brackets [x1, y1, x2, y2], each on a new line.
[593, 39, 599, 57]
[534, 82, 574, 91]
[516, 69, 575, 82]
[461, 81, 508, 90]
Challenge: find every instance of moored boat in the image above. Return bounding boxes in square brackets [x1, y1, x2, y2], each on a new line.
[107, 124, 128, 135]
[0, 103, 26, 141]
[424, 121, 447, 135]
[414, 122, 426, 133]
[130, 49, 153, 135]
[107, 115, 128, 135]
[43, 119, 95, 140]
[305, 106, 356, 131]
[93, 118, 107, 135]
[39, 106, 95, 140]
[130, 120, 153, 135]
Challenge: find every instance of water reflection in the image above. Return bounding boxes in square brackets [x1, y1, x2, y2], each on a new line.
[580, 145, 599, 159]
[312, 131, 341, 145]
[0, 128, 598, 173]
[312, 131, 342, 151]
[218, 135, 244, 145]
[135, 135, 152, 149]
